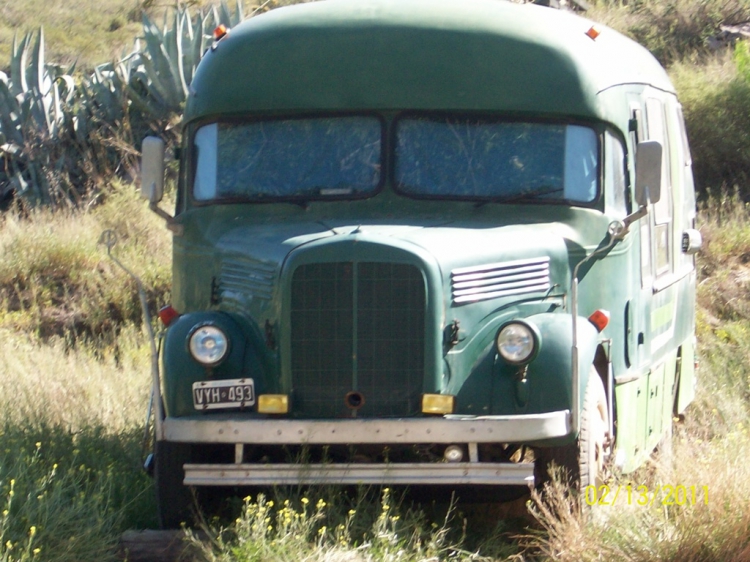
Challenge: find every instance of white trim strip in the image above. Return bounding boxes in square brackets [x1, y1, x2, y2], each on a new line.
[183, 462, 535, 487]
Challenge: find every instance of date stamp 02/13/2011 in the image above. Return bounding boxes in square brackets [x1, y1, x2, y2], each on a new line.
[584, 485, 709, 507]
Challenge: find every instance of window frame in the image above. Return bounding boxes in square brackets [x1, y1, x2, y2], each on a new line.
[645, 98, 674, 280]
[390, 111, 603, 208]
[186, 112, 388, 207]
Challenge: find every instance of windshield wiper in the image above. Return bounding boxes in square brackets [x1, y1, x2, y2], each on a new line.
[473, 186, 564, 208]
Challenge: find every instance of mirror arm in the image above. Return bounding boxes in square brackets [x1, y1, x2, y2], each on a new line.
[619, 205, 648, 235]
[148, 202, 183, 235]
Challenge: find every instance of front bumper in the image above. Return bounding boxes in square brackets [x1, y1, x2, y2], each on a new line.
[162, 410, 571, 487]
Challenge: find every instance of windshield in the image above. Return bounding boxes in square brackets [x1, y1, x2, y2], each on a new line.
[193, 116, 382, 201]
[395, 116, 598, 203]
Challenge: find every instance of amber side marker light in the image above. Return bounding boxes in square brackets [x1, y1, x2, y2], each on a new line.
[258, 394, 289, 414]
[422, 394, 455, 415]
[585, 26, 601, 40]
[588, 309, 611, 332]
[213, 24, 229, 41]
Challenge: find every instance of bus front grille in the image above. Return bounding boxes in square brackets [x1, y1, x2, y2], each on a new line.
[290, 262, 425, 418]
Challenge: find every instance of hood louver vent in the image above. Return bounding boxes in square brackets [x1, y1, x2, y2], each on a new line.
[451, 257, 551, 304]
[219, 257, 275, 304]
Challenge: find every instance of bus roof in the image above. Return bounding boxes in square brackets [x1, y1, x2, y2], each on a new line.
[185, 0, 673, 124]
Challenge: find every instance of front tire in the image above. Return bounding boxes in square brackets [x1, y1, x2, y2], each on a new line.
[536, 368, 609, 490]
[155, 440, 193, 529]
[578, 370, 609, 488]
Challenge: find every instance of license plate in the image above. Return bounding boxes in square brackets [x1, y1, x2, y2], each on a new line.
[193, 378, 255, 410]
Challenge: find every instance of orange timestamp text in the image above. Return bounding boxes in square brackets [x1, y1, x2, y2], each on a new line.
[584, 484, 709, 507]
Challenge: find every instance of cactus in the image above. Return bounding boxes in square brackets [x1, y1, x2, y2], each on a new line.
[0, 30, 81, 205]
[0, 1, 247, 206]
[125, 0, 244, 119]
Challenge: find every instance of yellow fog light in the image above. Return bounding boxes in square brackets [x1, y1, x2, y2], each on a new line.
[422, 394, 455, 415]
[257, 394, 289, 414]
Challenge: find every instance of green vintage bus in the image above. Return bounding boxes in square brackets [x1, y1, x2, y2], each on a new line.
[140, 0, 702, 527]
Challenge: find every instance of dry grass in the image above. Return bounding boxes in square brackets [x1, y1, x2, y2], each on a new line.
[0, 0, 237, 70]
[669, 52, 750, 192]
[587, 0, 750, 66]
[0, 182, 171, 340]
[0, 187, 162, 560]
[525, 429, 750, 561]
[0, 325, 151, 431]
[517, 192, 750, 561]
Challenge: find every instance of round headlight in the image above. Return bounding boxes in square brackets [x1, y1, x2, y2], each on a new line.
[496, 322, 538, 365]
[189, 325, 229, 366]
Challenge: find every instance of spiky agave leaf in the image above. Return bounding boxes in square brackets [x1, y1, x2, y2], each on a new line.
[0, 29, 81, 203]
[122, 2, 245, 120]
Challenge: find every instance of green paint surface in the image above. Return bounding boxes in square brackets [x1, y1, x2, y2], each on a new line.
[186, 0, 672, 124]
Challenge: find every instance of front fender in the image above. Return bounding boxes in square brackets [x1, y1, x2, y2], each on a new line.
[491, 313, 599, 418]
[162, 312, 269, 417]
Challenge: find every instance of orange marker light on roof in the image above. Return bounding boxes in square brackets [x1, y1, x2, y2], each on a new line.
[588, 309, 610, 333]
[585, 26, 601, 41]
[213, 24, 229, 41]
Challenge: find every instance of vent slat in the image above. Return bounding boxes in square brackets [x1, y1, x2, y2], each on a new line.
[454, 283, 551, 304]
[453, 269, 549, 289]
[454, 277, 550, 297]
[219, 259, 276, 301]
[451, 257, 551, 303]
[452, 256, 550, 276]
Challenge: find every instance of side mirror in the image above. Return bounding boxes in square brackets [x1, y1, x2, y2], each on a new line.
[141, 136, 165, 204]
[634, 140, 662, 207]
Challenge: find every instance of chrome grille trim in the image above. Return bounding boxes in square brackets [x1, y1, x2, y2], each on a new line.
[451, 257, 550, 303]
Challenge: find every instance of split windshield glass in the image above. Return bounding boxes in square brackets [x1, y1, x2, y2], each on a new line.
[191, 115, 599, 204]
[395, 116, 598, 203]
[192, 116, 382, 201]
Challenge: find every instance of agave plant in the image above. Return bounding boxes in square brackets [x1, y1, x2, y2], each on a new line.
[126, 0, 245, 120]
[0, 1, 248, 206]
[0, 29, 81, 205]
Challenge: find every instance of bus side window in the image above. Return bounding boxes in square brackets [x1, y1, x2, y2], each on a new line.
[675, 104, 697, 272]
[645, 98, 673, 279]
[604, 131, 628, 217]
[631, 107, 652, 285]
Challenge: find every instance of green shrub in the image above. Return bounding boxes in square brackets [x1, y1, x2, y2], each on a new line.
[588, 0, 750, 66]
[668, 53, 750, 194]
[0, 423, 155, 562]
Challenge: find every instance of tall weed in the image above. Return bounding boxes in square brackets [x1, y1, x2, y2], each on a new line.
[524, 430, 750, 561]
[520, 193, 750, 560]
[0, 182, 171, 340]
[588, 0, 750, 66]
[0, 325, 157, 560]
[196, 489, 511, 562]
[0, 424, 155, 562]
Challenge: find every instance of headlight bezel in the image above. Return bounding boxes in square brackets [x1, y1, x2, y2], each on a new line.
[188, 323, 230, 367]
[495, 320, 540, 365]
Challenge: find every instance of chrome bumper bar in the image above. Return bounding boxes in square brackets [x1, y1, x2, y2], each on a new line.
[183, 461, 535, 487]
[162, 410, 571, 445]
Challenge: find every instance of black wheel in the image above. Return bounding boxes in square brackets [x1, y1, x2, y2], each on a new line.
[154, 440, 193, 529]
[535, 368, 609, 490]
